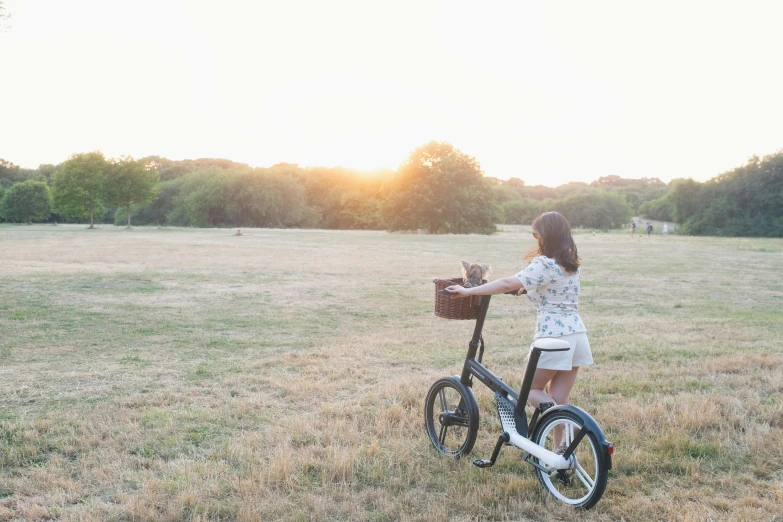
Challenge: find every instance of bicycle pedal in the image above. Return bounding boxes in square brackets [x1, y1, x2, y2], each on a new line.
[472, 459, 493, 468]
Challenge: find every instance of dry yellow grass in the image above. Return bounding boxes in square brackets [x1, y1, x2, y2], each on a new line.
[0, 224, 782, 521]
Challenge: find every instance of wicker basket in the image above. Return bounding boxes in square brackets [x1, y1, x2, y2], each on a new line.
[433, 277, 485, 320]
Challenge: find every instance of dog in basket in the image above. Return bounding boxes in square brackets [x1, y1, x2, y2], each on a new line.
[433, 261, 491, 290]
[461, 261, 490, 287]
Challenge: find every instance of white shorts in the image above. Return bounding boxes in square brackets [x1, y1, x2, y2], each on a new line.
[526, 332, 594, 371]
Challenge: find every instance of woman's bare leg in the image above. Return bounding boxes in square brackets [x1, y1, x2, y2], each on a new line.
[527, 368, 557, 408]
[526, 367, 581, 448]
[549, 367, 580, 448]
[549, 367, 580, 406]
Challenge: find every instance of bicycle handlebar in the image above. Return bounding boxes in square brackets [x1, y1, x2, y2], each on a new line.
[438, 289, 526, 296]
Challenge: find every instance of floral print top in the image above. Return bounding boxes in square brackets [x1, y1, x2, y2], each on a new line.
[515, 255, 587, 339]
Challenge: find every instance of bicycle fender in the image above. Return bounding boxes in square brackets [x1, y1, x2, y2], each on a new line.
[539, 404, 613, 470]
[450, 375, 480, 436]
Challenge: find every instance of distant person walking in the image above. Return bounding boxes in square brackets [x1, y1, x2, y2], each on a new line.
[646, 222, 653, 237]
[662, 223, 668, 236]
[631, 220, 636, 235]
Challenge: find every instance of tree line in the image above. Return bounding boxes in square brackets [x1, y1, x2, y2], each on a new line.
[0, 155, 158, 228]
[1, 143, 781, 236]
[638, 152, 783, 237]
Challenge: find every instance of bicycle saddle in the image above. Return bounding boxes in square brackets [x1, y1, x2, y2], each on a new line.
[532, 338, 571, 351]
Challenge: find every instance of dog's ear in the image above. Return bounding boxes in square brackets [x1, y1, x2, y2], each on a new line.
[461, 261, 471, 272]
[482, 264, 491, 274]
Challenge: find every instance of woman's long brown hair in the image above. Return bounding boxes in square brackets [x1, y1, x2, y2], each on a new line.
[523, 212, 580, 273]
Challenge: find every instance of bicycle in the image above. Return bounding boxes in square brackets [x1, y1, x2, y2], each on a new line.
[424, 291, 613, 509]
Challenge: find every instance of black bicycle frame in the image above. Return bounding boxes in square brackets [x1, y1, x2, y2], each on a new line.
[451, 292, 613, 474]
[459, 295, 549, 438]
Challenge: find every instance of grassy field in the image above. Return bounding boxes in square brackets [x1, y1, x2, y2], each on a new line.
[1, 224, 782, 521]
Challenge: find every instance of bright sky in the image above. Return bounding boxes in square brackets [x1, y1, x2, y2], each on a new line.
[2, 0, 782, 186]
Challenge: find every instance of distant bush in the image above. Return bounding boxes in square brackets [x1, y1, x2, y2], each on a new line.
[0, 180, 51, 224]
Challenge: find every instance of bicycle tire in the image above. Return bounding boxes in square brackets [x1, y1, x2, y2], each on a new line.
[531, 410, 608, 509]
[424, 376, 479, 457]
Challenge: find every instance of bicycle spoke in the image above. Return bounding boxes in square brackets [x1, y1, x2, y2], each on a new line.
[438, 389, 447, 412]
[574, 463, 594, 489]
[575, 460, 595, 486]
[439, 424, 447, 445]
[453, 417, 469, 428]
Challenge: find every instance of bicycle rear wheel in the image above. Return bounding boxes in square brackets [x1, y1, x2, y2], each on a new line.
[532, 410, 608, 509]
[424, 376, 478, 457]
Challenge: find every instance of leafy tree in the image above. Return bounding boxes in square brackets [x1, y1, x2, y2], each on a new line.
[490, 184, 523, 205]
[639, 194, 674, 222]
[0, 159, 20, 187]
[174, 171, 238, 227]
[590, 175, 626, 188]
[104, 156, 159, 228]
[337, 190, 382, 229]
[258, 173, 315, 227]
[52, 152, 108, 228]
[518, 184, 558, 200]
[636, 183, 669, 207]
[554, 182, 590, 198]
[501, 198, 546, 225]
[677, 152, 783, 237]
[505, 177, 525, 189]
[669, 178, 702, 223]
[291, 166, 388, 229]
[590, 176, 667, 213]
[382, 141, 497, 234]
[0, 160, 60, 186]
[229, 169, 319, 228]
[141, 156, 250, 181]
[28, 164, 59, 184]
[554, 189, 631, 229]
[155, 167, 319, 229]
[0, 180, 51, 224]
[116, 178, 183, 226]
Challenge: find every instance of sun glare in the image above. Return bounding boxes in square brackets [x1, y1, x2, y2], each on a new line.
[1, 0, 782, 185]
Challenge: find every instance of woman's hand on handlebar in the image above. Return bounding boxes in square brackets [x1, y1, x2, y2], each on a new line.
[441, 277, 525, 298]
[443, 285, 469, 299]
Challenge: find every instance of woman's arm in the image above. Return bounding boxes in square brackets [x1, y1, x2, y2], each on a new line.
[445, 276, 524, 298]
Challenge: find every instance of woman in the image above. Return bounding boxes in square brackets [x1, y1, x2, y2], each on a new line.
[445, 212, 593, 434]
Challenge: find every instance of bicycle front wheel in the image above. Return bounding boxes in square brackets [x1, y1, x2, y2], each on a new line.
[532, 410, 608, 509]
[424, 376, 478, 457]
